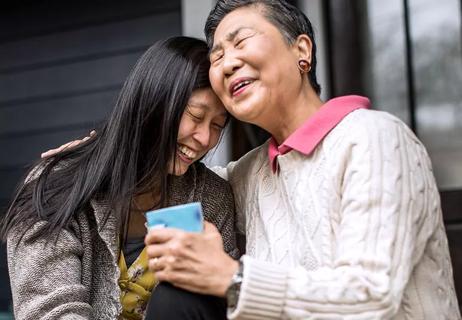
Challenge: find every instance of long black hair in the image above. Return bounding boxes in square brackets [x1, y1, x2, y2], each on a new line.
[1, 36, 212, 241]
[205, 0, 321, 95]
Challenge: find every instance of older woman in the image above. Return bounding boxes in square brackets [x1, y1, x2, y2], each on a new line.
[145, 0, 460, 319]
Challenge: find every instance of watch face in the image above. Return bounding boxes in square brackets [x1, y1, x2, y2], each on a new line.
[226, 259, 244, 309]
[226, 277, 242, 308]
[227, 283, 240, 309]
[227, 288, 238, 308]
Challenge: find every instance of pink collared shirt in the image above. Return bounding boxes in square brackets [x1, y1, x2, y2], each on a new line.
[268, 95, 371, 172]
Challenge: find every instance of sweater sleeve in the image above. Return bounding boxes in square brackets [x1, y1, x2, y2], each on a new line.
[228, 115, 440, 319]
[7, 221, 92, 320]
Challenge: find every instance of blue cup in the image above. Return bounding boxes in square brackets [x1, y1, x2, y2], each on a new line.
[145, 202, 203, 233]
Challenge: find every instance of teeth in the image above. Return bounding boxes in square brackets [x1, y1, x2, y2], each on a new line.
[178, 145, 197, 159]
[233, 80, 252, 93]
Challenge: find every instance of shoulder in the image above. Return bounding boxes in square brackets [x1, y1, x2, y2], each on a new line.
[235, 140, 269, 170]
[193, 163, 235, 222]
[193, 162, 235, 212]
[332, 109, 423, 150]
[321, 109, 434, 180]
[332, 109, 434, 181]
[25, 157, 72, 183]
[340, 109, 414, 136]
[194, 162, 233, 194]
[227, 140, 269, 180]
[206, 141, 268, 183]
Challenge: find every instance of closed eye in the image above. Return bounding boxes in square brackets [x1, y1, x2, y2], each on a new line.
[235, 31, 255, 47]
[187, 110, 204, 121]
[235, 37, 248, 47]
[212, 123, 225, 130]
[211, 52, 224, 64]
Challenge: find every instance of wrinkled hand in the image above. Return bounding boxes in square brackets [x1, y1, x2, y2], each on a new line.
[145, 221, 238, 297]
[41, 130, 96, 158]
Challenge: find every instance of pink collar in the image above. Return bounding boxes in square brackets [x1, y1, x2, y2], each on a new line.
[268, 95, 371, 173]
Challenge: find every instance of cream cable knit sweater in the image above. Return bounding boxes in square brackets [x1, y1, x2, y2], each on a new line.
[215, 109, 460, 319]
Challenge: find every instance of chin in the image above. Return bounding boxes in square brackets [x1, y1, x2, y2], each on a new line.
[232, 104, 262, 124]
[229, 96, 265, 124]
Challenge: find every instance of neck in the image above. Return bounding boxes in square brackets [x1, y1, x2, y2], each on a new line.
[268, 87, 323, 145]
[132, 191, 160, 212]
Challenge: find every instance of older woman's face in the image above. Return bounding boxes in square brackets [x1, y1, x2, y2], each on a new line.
[209, 6, 301, 128]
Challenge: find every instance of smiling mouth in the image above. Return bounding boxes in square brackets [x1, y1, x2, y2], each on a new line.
[230, 78, 254, 97]
[177, 144, 197, 163]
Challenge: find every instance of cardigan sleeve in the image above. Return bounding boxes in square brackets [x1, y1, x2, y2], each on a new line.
[228, 114, 441, 319]
[201, 168, 240, 259]
[7, 221, 92, 320]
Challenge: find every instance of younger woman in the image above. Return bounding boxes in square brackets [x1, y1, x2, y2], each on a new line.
[1, 37, 239, 320]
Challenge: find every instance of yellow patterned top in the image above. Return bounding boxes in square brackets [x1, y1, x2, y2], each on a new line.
[118, 247, 158, 320]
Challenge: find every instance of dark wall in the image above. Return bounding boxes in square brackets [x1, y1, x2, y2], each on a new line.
[0, 0, 181, 311]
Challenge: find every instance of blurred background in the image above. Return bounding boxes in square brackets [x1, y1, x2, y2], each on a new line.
[0, 0, 461, 317]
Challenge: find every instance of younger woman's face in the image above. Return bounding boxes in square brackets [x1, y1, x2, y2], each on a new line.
[168, 88, 228, 176]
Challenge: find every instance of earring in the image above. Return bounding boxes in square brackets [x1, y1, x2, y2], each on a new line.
[297, 59, 311, 74]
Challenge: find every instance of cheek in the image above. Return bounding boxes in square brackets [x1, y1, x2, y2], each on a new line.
[177, 117, 194, 141]
[259, 57, 298, 99]
[209, 70, 226, 98]
[208, 131, 221, 150]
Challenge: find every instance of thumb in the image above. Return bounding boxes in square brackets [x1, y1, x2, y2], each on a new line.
[203, 221, 218, 234]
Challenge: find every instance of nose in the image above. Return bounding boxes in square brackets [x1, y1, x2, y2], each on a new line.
[193, 124, 211, 149]
[222, 50, 243, 77]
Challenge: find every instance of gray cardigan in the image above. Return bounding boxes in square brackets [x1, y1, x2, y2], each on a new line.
[7, 162, 239, 320]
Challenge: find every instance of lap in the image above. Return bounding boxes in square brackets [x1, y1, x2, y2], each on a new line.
[145, 282, 227, 320]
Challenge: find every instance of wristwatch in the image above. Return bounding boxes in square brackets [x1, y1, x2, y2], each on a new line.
[226, 258, 244, 310]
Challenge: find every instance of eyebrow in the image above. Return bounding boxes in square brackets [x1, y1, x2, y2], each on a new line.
[188, 102, 228, 118]
[210, 26, 253, 55]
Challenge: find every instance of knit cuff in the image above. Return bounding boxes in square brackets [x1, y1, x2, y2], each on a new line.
[228, 255, 288, 319]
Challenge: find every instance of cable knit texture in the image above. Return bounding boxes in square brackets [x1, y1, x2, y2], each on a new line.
[7, 162, 239, 320]
[216, 109, 460, 319]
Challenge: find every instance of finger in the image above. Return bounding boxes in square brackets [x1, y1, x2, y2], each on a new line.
[204, 221, 219, 234]
[41, 149, 58, 158]
[149, 255, 187, 273]
[67, 140, 84, 149]
[148, 256, 164, 272]
[59, 141, 74, 150]
[41, 141, 72, 158]
[146, 243, 167, 260]
[146, 239, 194, 261]
[145, 228, 183, 245]
[82, 131, 96, 142]
[40, 136, 89, 158]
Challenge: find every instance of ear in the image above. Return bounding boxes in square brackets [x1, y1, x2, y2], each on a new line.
[293, 34, 313, 63]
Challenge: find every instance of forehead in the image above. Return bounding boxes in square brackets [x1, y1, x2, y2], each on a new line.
[212, 6, 269, 44]
[189, 89, 226, 115]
